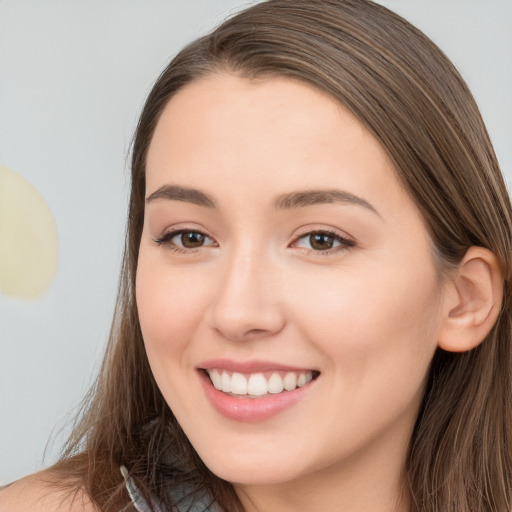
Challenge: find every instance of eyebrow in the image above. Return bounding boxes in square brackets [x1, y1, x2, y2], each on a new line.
[273, 189, 379, 215]
[146, 185, 218, 208]
[145, 184, 379, 216]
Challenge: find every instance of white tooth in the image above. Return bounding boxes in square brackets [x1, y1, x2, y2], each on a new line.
[221, 371, 231, 393]
[210, 369, 222, 390]
[297, 373, 307, 387]
[231, 372, 248, 395]
[268, 372, 284, 394]
[283, 372, 297, 391]
[305, 371, 313, 384]
[248, 373, 268, 396]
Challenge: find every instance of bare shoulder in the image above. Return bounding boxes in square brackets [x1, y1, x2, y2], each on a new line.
[0, 471, 99, 512]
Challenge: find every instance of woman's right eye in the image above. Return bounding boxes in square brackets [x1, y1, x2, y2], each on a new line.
[154, 230, 217, 251]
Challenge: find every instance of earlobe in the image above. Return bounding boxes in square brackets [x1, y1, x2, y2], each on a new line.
[438, 247, 504, 353]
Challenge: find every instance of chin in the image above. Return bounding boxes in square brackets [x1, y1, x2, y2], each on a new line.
[209, 465, 300, 486]
[197, 447, 310, 486]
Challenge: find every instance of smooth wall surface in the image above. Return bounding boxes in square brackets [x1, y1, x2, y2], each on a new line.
[1, 0, 510, 483]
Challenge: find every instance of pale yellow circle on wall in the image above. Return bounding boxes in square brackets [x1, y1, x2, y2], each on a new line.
[0, 164, 59, 298]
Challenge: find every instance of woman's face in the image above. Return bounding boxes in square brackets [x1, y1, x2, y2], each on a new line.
[137, 73, 447, 490]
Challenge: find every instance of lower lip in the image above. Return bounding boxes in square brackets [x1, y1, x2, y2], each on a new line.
[198, 370, 316, 422]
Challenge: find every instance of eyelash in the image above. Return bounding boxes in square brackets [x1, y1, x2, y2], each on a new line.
[153, 229, 217, 254]
[292, 230, 355, 255]
[153, 229, 355, 256]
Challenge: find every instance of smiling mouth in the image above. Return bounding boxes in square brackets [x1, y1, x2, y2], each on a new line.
[203, 369, 320, 398]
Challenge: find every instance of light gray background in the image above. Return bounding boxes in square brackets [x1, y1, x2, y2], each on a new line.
[1, 0, 511, 484]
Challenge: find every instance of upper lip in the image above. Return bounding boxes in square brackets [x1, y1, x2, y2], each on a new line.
[198, 358, 318, 374]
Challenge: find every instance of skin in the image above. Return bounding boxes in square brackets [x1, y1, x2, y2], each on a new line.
[0, 472, 98, 512]
[136, 73, 450, 512]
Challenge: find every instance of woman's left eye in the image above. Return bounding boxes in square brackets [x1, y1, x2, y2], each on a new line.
[292, 231, 354, 253]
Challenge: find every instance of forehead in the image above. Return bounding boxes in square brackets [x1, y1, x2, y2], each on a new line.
[145, 72, 412, 218]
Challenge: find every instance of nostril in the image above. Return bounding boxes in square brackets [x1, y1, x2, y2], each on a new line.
[216, 327, 280, 343]
[212, 321, 285, 342]
[245, 328, 271, 337]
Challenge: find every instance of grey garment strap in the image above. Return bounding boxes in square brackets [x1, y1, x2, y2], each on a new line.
[120, 465, 219, 512]
[121, 465, 157, 512]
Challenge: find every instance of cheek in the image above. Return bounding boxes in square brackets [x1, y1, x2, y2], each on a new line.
[290, 263, 441, 379]
[135, 256, 211, 359]
[285, 264, 441, 456]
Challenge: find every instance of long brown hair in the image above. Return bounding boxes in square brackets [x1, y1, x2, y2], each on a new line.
[52, 1, 512, 510]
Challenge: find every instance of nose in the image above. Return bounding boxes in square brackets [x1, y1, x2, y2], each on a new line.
[207, 247, 286, 342]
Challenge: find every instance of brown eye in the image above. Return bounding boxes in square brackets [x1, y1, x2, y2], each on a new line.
[180, 231, 205, 248]
[292, 230, 353, 254]
[154, 229, 216, 251]
[309, 233, 335, 250]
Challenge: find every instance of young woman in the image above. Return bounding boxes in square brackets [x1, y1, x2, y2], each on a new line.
[1, 1, 510, 511]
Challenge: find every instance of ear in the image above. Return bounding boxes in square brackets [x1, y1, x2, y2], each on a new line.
[438, 246, 503, 352]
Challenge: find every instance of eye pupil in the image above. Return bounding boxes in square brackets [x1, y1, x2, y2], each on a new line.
[181, 231, 205, 248]
[310, 233, 334, 250]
